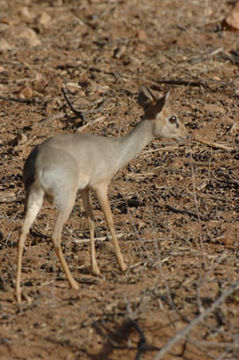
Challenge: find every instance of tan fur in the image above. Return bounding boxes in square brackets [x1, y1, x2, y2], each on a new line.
[16, 86, 188, 303]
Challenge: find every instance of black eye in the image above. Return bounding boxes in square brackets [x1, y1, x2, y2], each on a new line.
[169, 115, 179, 128]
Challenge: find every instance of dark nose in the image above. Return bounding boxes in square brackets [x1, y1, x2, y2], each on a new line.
[177, 133, 191, 142]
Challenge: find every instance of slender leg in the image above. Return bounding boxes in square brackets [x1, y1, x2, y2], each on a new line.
[52, 197, 79, 290]
[81, 190, 100, 275]
[16, 189, 44, 303]
[94, 185, 127, 272]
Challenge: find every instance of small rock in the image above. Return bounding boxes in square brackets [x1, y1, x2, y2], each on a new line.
[19, 7, 33, 22]
[18, 28, 41, 47]
[113, 44, 126, 59]
[225, 2, 239, 30]
[137, 29, 147, 41]
[117, 300, 126, 310]
[8, 133, 28, 146]
[0, 39, 12, 51]
[19, 86, 33, 99]
[0, 192, 17, 203]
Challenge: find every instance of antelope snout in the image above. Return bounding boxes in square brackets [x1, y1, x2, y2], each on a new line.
[176, 132, 191, 142]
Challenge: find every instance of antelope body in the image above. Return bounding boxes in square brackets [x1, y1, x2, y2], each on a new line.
[16, 86, 188, 303]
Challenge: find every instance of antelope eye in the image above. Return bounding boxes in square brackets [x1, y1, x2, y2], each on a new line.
[169, 115, 177, 124]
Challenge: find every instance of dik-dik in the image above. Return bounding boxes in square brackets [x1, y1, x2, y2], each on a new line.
[16, 86, 188, 302]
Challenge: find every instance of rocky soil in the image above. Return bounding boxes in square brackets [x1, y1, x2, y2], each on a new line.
[0, 1, 238, 359]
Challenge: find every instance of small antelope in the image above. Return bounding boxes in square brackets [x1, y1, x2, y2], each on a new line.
[16, 86, 188, 302]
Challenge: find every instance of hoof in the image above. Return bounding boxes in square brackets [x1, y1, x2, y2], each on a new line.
[120, 262, 127, 272]
[70, 280, 80, 290]
[92, 263, 101, 276]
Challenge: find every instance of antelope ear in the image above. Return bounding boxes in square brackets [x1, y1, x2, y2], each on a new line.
[164, 90, 171, 104]
[138, 85, 157, 109]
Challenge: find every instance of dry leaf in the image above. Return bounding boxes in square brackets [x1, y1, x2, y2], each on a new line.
[39, 12, 51, 27]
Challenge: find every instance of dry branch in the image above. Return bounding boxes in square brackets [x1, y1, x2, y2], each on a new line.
[189, 153, 207, 269]
[189, 339, 239, 350]
[195, 136, 234, 151]
[166, 205, 199, 219]
[153, 278, 239, 360]
[62, 86, 86, 121]
[0, 95, 34, 104]
[77, 116, 105, 132]
[225, 122, 238, 134]
[150, 79, 208, 88]
[189, 47, 224, 65]
[72, 232, 125, 243]
[142, 145, 180, 155]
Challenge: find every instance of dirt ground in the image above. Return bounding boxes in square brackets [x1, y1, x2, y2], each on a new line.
[0, 1, 238, 359]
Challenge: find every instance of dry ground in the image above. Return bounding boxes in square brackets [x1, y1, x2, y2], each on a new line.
[0, 1, 238, 359]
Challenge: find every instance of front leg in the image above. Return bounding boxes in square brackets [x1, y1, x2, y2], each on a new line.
[94, 185, 127, 272]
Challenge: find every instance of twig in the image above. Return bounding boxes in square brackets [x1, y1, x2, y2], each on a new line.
[212, 171, 239, 187]
[39, 112, 65, 124]
[129, 318, 161, 360]
[153, 278, 239, 360]
[166, 205, 199, 219]
[189, 47, 224, 65]
[150, 79, 208, 89]
[57, 63, 118, 78]
[128, 318, 147, 360]
[72, 232, 124, 243]
[188, 339, 239, 350]
[190, 153, 207, 269]
[152, 241, 182, 323]
[77, 116, 105, 132]
[196, 251, 228, 314]
[142, 145, 180, 155]
[195, 136, 234, 151]
[0, 95, 35, 104]
[89, 66, 119, 79]
[225, 122, 238, 134]
[61, 86, 86, 121]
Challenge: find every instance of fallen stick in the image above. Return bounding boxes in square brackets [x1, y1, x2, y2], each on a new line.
[189, 47, 224, 65]
[77, 116, 105, 132]
[166, 205, 199, 219]
[195, 136, 234, 151]
[62, 86, 86, 121]
[142, 145, 180, 155]
[150, 79, 208, 88]
[72, 232, 125, 243]
[0, 95, 34, 104]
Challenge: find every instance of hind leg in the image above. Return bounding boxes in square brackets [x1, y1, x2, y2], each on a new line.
[16, 186, 44, 303]
[81, 190, 100, 275]
[52, 190, 79, 290]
